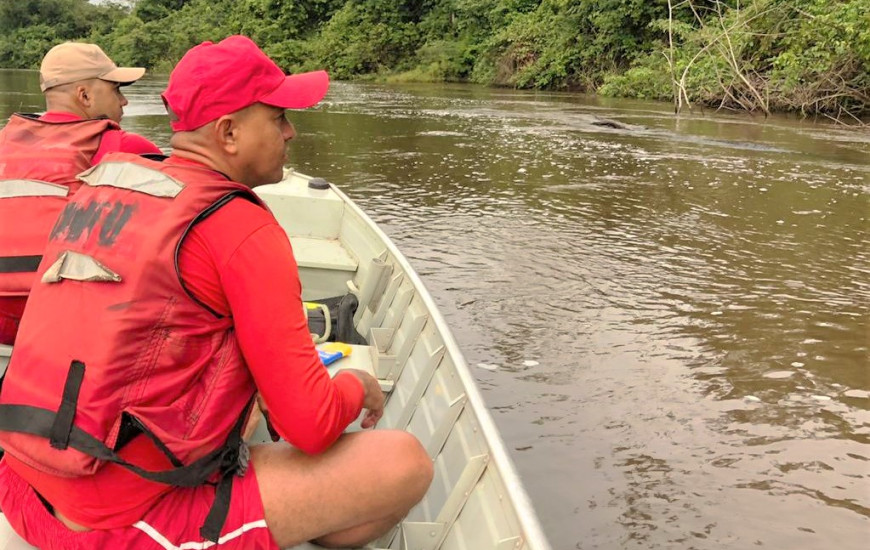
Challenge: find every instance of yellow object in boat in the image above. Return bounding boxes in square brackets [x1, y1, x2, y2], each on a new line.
[318, 342, 352, 365]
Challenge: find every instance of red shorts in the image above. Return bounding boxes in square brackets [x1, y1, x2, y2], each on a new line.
[0, 459, 278, 550]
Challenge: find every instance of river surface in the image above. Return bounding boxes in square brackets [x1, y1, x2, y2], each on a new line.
[1, 69, 868, 550]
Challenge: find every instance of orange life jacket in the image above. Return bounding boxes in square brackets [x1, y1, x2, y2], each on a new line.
[0, 152, 262, 541]
[0, 114, 118, 299]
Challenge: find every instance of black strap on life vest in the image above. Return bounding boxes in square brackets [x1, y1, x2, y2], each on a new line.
[0, 255, 42, 273]
[0, 360, 256, 543]
[175, 190, 258, 319]
[49, 360, 84, 450]
[200, 410, 249, 542]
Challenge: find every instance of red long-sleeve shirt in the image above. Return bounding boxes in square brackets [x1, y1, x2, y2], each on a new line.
[6, 157, 365, 527]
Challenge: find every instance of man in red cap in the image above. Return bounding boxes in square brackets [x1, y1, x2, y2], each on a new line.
[0, 35, 432, 549]
[0, 42, 161, 346]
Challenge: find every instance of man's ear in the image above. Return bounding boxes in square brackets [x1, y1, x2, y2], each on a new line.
[75, 85, 91, 108]
[214, 115, 239, 154]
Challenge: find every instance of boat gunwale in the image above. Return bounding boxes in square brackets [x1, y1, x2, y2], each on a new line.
[326, 182, 552, 550]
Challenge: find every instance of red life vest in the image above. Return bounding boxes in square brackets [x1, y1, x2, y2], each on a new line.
[0, 114, 118, 299]
[0, 152, 261, 541]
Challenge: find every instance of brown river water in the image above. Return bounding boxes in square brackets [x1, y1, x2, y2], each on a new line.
[1, 69, 868, 549]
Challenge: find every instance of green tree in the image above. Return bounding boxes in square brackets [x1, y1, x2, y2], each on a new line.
[1, 0, 864, 118]
[308, 1, 423, 78]
[134, 0, 189, 22]
[0, 0, 126, 68]
[0, 24, 60, 68]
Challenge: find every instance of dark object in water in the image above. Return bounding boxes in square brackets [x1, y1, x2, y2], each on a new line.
[590, 117, 631, 130]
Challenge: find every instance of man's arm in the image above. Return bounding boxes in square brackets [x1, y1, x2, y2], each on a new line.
[179, 198, 370, 454]
[93, 129, 161, 163]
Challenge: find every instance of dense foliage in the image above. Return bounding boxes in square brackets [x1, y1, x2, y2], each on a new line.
[0, 0, 866, 120]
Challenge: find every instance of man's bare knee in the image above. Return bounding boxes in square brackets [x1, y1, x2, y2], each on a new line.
[386, 430, 433, 503]
[312, 432, 433, 548]
[251, 432, 432, 548]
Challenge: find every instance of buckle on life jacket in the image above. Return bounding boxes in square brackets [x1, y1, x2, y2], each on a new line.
[220, 440, 249, 478]
[198, 395, 256, 543]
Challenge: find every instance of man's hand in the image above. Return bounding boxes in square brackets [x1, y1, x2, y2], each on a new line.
[345, 369, 385, 429]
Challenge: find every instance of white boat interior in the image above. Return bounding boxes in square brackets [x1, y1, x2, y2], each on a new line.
[0, 171, 550, 550]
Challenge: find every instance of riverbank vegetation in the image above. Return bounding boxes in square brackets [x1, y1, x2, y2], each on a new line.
[1, 0, 867, 122]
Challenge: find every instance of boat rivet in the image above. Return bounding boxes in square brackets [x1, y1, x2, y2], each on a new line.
[430, 531, 436, 537]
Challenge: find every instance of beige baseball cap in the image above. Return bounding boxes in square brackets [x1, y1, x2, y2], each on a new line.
[39, 42, 145, 92]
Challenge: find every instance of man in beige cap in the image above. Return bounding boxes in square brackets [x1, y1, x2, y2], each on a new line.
[38, 41, 159, 128]
[0, 42, 160, 347]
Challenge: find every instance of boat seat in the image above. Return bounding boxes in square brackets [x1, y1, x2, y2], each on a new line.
[248, 343, 393, 445]
[289, 236, 358, 273]
[322, 344, 394, 394]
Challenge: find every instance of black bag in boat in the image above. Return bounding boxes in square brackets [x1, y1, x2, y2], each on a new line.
[305, 294, 367, 345]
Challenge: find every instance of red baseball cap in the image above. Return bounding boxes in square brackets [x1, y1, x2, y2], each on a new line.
[162, 35, 329, 132]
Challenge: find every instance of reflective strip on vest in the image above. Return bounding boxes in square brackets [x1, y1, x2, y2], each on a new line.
[0, 179, 69, 198]
[79, 161, 184, 198]
[42, 251, 122, 284]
